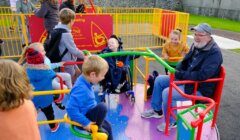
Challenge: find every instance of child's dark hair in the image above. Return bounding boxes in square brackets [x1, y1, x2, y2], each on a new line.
[109, 34, 123, 50]
[110, 35, 123, 46]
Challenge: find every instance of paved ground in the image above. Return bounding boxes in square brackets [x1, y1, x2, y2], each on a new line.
[212, 29, 240, 42]
[218, 49, 240, 140]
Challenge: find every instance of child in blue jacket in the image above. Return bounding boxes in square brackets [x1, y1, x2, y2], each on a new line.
[24, 47, 59, 132]
[66, 55, 113, 140]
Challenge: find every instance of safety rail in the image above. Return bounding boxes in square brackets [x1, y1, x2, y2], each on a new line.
[134, 55, 182, 101]
[165, 66, 225, 140]
[167, 79, 215, 140]
[64, 114, 108, 140]
[0, 7, 188, 58]
[98, 48, 176, 100]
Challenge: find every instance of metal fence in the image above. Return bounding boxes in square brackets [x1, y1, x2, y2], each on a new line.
[0, 6, 189, 58]
[98, 7, 189, 50]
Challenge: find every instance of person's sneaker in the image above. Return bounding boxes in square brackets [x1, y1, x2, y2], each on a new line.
[55, 102, 65, 110]
[157, 122, 177, 132]
[51, 123, 60, 132]
[115, 82, 125, 93]
[141, 109, 163, 119]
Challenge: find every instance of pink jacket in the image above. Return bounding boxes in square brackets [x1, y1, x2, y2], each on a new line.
[0, 99, 40, 140]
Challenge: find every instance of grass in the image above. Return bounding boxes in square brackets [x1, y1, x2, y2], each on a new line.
[230, 49, 240, 54]
[189, 14, 240, 33]
[190, 14, 240, 54]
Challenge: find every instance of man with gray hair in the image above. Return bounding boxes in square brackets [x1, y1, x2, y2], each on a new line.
[141, 23, 223, 132]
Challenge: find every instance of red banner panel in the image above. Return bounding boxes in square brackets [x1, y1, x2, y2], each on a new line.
[29, 14, 113, 51]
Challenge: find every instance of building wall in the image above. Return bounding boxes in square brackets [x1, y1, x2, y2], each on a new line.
[182, 0, 240, 21]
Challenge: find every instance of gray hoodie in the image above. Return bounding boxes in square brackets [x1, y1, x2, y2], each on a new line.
[34, 1, 59, 32]
[54, 23, 84, 61]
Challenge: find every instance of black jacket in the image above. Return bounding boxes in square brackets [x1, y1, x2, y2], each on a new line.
[59, 1, 75, 12]
[175, 39, 223, 98]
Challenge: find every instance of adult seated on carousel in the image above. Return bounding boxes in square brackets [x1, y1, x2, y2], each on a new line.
[141, 23, 223, 132]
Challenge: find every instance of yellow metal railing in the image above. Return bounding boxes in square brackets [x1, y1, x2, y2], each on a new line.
[133, 55, 159, 101]
[97, 7, 154, 13]
[0, 7, 189, 58]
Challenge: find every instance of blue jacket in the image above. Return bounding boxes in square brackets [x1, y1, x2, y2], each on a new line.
[175, 39, 223, 98]
[66, 75, 97, 126]
[25, 64, 55, 109]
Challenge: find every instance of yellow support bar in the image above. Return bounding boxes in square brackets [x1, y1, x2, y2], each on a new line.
[144, 57, 149, 101]
[135, 65, 145, 79]
[38, 119, 65, 125]
[33, 89, 70, 96]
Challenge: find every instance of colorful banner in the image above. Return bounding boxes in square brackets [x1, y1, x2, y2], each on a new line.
[29, 14, 113, 51]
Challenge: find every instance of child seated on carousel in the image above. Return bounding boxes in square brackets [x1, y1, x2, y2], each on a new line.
[24, 47, 61, 132]
[66, 55, 113, 140]
[162, 29, 189, 74]
[146, 29, 189, 97]
[99, 35, 139, 95]
[18, 42, 72, 110]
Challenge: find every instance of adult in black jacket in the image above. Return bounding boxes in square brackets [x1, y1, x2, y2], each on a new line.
[141, 23, 223, 132]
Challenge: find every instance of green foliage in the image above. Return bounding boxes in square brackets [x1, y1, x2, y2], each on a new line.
[189, 14, 240, 33]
